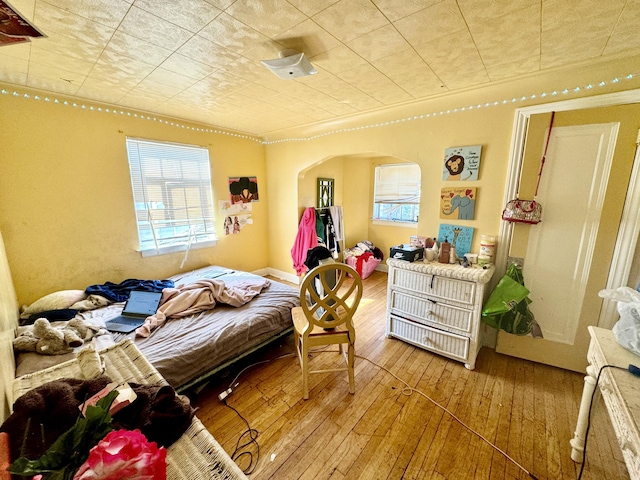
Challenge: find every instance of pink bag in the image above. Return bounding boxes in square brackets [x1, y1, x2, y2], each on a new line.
[346, 255, 380, 279]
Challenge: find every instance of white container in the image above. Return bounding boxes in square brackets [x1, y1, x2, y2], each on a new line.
[478, 235, 496, 265]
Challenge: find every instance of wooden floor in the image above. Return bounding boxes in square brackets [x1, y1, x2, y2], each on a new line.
[190, 271, 629, 480]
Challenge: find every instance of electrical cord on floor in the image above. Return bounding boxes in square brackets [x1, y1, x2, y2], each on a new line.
[217, 352, 298, 475]
[216, 348, 638, 479]
[576, 363, 629, 480]
[350, 352, 540, 480]
[221, 398, 261, 475]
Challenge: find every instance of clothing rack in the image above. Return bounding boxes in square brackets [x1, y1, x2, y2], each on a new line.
[315, 206, 344, 261]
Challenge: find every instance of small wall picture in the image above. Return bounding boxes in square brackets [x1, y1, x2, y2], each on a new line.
[229, 176, 259, 204]
[443, 145, 481, 181]
[438, 224, 474, 256]
[440, 187, 476, 220]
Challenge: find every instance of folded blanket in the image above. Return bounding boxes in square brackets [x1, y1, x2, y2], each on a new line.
[135, 278, 270, 337]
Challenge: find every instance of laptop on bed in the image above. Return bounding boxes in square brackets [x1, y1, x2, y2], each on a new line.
[105, 290, 163, 333]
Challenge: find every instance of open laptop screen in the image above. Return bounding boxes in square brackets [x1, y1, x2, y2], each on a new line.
[122, 290, 163, 316]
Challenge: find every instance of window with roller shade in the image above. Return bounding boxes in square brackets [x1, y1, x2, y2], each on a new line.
[126, 137, 216, 257]
[372, 163, 421, 223]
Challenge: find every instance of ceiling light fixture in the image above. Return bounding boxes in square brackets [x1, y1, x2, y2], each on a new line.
[261, 49, 318, 80]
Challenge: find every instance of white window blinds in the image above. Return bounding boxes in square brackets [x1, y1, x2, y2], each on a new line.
[374, 163, 421, 204]
[126, 138, 216, 255]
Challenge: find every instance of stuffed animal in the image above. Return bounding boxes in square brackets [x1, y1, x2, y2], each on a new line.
[13, 318, 99, 355]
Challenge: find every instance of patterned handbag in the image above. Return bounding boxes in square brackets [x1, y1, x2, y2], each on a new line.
[502, 112, 555, 225]
[502, 199, 542, 224]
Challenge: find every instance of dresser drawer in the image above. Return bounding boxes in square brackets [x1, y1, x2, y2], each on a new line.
[388, 314, 469, 362]
[390, 268, 475, 306]
[389, 290, 473, 334]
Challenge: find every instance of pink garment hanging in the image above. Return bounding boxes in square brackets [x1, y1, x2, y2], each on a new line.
[291, 207, 319, 276]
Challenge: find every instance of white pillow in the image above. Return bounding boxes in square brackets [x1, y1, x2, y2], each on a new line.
[20, 290, 87, 318]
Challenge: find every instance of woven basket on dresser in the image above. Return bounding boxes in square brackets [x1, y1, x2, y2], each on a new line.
[13, 339, 248, 480]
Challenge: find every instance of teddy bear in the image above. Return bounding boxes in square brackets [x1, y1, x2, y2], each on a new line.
[13, 318, 97, 355]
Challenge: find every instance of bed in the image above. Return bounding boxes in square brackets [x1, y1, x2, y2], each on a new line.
[15, 265, 300, 391]
[0, 228, 299, 477]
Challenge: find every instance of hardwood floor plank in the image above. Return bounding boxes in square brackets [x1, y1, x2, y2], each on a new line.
[190, 271, 630, 480]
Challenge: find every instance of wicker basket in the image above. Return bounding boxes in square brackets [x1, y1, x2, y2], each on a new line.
[13, 339, 248, 480]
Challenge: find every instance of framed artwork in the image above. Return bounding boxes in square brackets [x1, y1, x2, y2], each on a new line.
[442, 145, 482, 181]
[440, 187, 476, 220]
[438, 224, 474, 256]
[229, 176, 259, 204]
[317, 178, 334, 208]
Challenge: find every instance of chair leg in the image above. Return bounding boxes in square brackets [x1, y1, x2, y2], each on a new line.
[347, 343, 355, 394]
[301, 339, 309, 400]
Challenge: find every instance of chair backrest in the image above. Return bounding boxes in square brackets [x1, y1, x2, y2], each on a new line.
[299, 263, 363, 332]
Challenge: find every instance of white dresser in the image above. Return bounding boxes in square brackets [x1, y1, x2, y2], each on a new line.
[386, 259, 495, 370]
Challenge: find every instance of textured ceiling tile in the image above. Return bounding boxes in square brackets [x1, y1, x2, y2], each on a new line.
[457, 0, 538, 26]
[40, 0, 131, 29]
[176, 35, 240, 68]
[309, 45, 368, 74]
[275, 19, 341, 57]
[9, 0, 35, 20]
[373, 48, 444, 98]
[199, 12, 270, 53]
[202, 0, 236, 8]
[603, 0, 640, 55]
[439, 67, 489, 90]
[119, 90, 168, 109]
[26, 75, 80, 95]
[142, 67, 199, 91]
[34, 1, 115, 47]
[543, 0, 626, 32]
[218, 93, 259, 108]
[337, 63, 412, 103]
[119, 6, 193, 51]
[394, 0, 466, 46]
[226, 0, 308, 37]
[373, 0, 441, 22]
[102, 30, 172, 66]
[29, 49, 96, 76]
[160, 53, 218, 80]
[75, 80, 131, 102]
[30, 31, 104, 63]
[470, 4, 540, 68]
[0, 55, 28, 84]
[347, 24, 410, 62]
[485, 55, 540, 81]
[222, 57, 275, 85]
[26, 62, 87, 92]
[133, 0, 221, 32]
[0, 41, 30, 61]
[415, 28, 485, 79]
[287, 0, 340, 16]
[236, 82, 280, 100]
[91, 56, 156, 85]
[192, 71, 249, 96]
[313, 0, 389, 43]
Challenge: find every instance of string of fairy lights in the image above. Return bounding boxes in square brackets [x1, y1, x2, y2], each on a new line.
[1, 72, 637, 145]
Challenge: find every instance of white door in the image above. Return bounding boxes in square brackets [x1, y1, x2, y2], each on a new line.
[496, 123, 619, 372]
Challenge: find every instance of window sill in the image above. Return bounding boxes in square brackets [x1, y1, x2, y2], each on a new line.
[139, 239, 217, 258]
[372, 219, 418, 229]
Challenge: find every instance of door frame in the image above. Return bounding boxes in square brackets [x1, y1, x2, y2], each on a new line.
[498, 90, 640, 330]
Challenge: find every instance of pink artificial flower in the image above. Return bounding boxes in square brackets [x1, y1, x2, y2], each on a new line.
[73, 429, 166, 480]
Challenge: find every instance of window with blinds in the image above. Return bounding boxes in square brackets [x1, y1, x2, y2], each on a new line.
[373, 163, 421, 223]
[126, 138, 216, 256]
